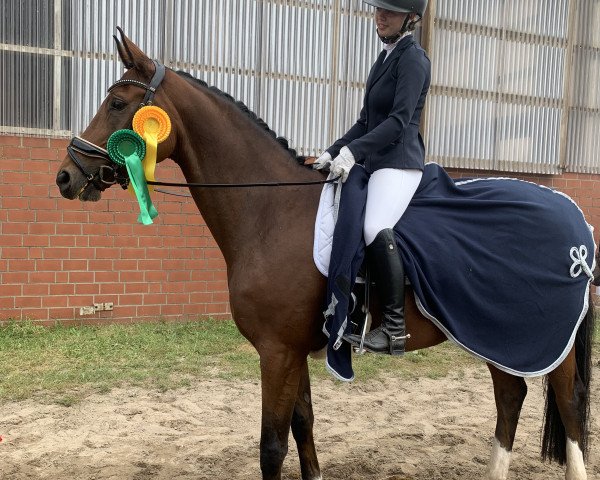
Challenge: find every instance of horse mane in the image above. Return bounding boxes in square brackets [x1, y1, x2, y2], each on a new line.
[175, 70, 308, 167]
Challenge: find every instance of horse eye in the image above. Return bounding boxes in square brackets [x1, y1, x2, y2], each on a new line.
[110, 98, 127, 111]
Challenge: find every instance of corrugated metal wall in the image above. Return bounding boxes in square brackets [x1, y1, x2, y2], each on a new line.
[1, 0, 599, 173]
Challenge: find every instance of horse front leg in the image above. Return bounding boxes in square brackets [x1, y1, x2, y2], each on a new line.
[486, 364, 528, 480]
[291, 359, 322, 480]
[259, 347, 305, 480]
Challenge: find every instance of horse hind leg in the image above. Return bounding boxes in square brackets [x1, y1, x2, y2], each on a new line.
[291, 360, 322, 480]
[545, 348, 588, 480]
[486, 364, 528, 480]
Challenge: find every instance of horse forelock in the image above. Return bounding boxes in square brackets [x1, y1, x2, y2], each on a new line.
[174, 70, 308, 167]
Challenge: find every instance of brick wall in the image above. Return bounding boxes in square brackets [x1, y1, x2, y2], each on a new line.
[1, 134, 599, 325]
[0, 135, 230, 325]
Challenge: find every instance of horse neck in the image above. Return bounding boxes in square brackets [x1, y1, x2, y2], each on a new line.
[169, 84, 321, 264]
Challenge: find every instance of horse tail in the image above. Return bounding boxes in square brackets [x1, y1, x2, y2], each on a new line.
[541, 294, 595, 464]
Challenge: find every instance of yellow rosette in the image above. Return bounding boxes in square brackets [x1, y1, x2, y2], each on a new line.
[132, 106, 172, 192]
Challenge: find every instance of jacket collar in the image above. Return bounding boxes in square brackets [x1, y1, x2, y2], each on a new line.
[367, 35, 416, 91]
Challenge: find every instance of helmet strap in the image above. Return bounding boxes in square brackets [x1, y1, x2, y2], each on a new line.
[377, 15, 412, 44]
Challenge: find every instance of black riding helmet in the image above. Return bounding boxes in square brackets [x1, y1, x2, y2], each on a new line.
[363, 0, 428, 43]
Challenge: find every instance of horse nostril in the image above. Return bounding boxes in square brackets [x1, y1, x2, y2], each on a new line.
[56, 170, 70, 186]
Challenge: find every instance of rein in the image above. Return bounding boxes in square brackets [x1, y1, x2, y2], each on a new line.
[147, 177, 340, 189]
[68, 60, 339, 191]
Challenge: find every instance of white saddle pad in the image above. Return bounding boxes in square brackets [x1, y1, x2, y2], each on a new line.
[313, 182, 337, 277]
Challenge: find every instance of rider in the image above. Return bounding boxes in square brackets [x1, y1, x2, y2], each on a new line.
[315, 0, 430, 355]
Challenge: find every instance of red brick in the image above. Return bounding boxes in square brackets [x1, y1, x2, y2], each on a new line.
[212, 292, 230, 302]
[55, 271, 68, 282]
[57, 224, 83, 236]
[22, 185, 50, 197]
[120, 271, 144, 283]
[7, 210, 35, 222]
[36, 211, 62, 223]
[23, 284, 49, 296]
[0, 296, 15, 308]
[42, 247, 70, 259]
[75, 283, 100, 295]
[0, 136, 21, 146]
[125, 283, 149, 294]
[1, 248, 28, 259]
[114, 306, 137, 317]
[69, 247, 95, 259]
[2, 222, 28, 234]
[23, 236, 49, 247]
[0, 157, 23, 175]
[138, 260, 162, 270]
[136, 305, 162, 317]
[22, 137, 50, 147]
[139, 237, 165, 249]
[168, 271, 191, 282]
[144, 270, 168, 282]
[95, 271, 119, 283]
[43, 248, 69, 260]
[114, 260, 137, 271]
[161, 304, 184, 315]
[4, 146, 30, 159]
[8, 260, 35, 271]
[69, 271, 94, 283]
[145, 248, 170, 259]
[142, 294, 167, 305]
[0, 235, 22, 247]
[100, 283, 125, 294]
[49, 283, 75, 295]
[2, 197, 27, 209]
[41, 296, 68, 308]
[50, 138, 69, 149]
[0, 281, 23, 295]
[48, 307, 76, 320]
[30, 148, 58, 160]
[89, 237, 114, 248]
[0, 184, 22, 196]
[184, 282, 208, 293]
[118, 294, 143, 306]
[30, 271, 56, 283]
[62, 212, 89, 223]
[36, 259, 65, 271]
[29, 198, 57, 210]
[113, 236, 139, 248]
[15, 296, 42, 308]
[20, 308, 49, 320]
[62, 259, 88, 270]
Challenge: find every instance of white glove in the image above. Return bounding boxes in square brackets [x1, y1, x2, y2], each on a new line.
[312, 151, 332, 171]
[330, 146, 356, 183]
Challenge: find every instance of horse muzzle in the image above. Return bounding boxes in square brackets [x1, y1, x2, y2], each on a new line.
[57, 136, 130, 200]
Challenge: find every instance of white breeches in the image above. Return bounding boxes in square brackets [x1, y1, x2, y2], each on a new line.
[364, 168, 423, 246]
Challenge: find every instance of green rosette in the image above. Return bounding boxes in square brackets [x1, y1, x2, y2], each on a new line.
[107, 129, 158, 225]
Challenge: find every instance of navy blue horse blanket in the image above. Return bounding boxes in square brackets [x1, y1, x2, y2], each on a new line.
[323, 163, 596, 382]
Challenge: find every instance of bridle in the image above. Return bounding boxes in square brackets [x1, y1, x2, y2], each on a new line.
[66, 60, 166, 194]
[67, 60, 339, 193]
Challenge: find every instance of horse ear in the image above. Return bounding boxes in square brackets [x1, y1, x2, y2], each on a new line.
[113, 31, 134, 69]
[115, 26, 154, 74]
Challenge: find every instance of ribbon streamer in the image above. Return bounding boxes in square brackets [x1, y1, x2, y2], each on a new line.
[107, 130, 158, 225]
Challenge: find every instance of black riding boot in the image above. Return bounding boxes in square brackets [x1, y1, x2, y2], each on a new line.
[344, 228, 408, 355]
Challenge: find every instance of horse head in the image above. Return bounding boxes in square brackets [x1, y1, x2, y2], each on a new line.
[56, 28, 177, 201]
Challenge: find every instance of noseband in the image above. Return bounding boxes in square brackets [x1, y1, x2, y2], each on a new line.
[67, 60, 166, 194]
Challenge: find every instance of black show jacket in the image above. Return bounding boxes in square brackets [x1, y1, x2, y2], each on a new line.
[327, 35, 431, 173]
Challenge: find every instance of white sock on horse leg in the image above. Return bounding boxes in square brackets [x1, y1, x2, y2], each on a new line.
[566, 438, 587, 480]
[486, 438, 511, 480]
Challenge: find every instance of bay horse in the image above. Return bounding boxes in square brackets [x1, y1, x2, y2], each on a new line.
[56, 30, 595, 480]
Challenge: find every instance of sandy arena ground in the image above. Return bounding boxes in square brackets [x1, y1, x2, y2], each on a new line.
[1, 364, 599, 479]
